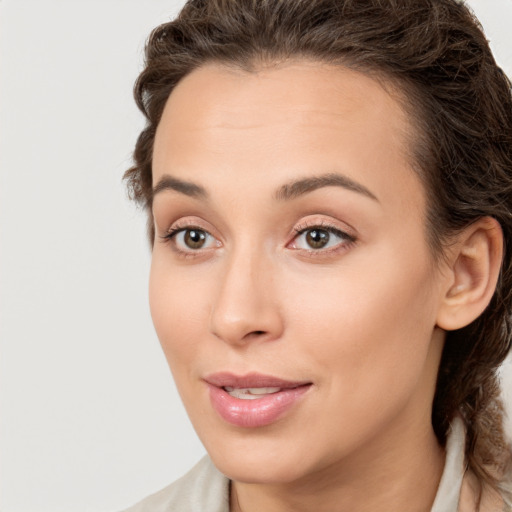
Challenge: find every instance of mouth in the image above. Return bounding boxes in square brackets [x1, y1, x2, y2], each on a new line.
[203, 372, 312, 428]
[223, 386, 284, 399]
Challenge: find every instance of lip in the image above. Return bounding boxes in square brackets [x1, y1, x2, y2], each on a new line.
[204, 372, 312, 428]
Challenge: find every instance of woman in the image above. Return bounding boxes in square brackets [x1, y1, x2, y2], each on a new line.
[122, 0, 512, 510]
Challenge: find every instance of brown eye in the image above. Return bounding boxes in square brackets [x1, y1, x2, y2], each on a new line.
[290, 224, 354, 253]
[183, 229, 207, 249]
[305, 229, 330, 249]
[166, 226, 218, 252]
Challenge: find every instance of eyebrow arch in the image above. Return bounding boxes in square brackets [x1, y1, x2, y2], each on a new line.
[152, 172, 378, 203]
[274, 172, 378, 202]
[152, 174, 208, 199]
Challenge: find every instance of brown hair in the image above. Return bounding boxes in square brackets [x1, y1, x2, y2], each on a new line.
[125, 0, 512, 497]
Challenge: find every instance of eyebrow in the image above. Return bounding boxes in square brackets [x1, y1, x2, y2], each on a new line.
[152, 171, 378, 203]
[152, 175, 208, 199]
[274, 173, 378, 202]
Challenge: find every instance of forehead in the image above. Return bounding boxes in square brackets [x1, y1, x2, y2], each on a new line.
[152, 60, 424, 216]
[155, 60, 411, 145]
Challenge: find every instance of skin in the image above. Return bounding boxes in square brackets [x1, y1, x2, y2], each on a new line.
[149, 61, 493, 511]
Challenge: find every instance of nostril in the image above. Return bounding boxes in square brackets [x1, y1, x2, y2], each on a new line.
[242, 330, 267, 339]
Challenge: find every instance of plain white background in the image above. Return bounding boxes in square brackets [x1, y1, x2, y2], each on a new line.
[1, 1, 511, 511]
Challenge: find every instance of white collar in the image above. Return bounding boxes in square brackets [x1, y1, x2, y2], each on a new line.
[431, 416, 466, 512]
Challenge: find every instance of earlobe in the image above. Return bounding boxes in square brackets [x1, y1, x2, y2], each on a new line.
[436, 217, 503, 331]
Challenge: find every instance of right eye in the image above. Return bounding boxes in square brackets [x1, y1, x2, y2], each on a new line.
[167, 227, 218, 252]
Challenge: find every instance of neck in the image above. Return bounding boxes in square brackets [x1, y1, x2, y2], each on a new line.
[230, 417, 445, 512]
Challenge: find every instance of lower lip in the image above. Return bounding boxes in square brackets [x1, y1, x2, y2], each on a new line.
[207, 384, 311, 428]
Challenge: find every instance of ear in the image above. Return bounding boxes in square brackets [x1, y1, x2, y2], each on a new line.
[436, 217, 503, 331]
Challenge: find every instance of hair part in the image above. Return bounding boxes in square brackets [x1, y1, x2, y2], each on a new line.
[125, 0, 512, 497]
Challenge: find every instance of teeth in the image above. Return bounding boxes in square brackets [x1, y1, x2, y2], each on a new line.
[224, 387, 282, 399]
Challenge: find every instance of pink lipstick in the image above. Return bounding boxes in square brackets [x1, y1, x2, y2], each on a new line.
[204, 372, 312, 428]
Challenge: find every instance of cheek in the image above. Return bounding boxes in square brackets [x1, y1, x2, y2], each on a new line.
[283, 246, 439, 392]
[148, 255, 210, 373]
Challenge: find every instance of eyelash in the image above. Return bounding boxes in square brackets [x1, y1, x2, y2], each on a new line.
[159, 221, 357, 257]
[164, 224, 200, 239]
[291, 221, 357, 255]
[159, 223, 216, 257]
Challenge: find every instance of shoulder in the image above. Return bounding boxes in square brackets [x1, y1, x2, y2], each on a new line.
[119, 456, 230, 512]
[433, 417, 512, 511]
[458, 469, 512, 512]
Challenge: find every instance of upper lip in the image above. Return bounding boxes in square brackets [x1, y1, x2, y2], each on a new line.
[204, 372, 311, 389]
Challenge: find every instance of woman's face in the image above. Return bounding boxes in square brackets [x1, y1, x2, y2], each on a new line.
[150, 61, 447, 483]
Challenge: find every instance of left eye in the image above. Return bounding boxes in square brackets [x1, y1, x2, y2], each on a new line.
[291, 227, 351, 250]
[172, 228, 217, 250]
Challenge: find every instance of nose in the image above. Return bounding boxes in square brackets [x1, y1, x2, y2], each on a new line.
[209, 248, 284, 346]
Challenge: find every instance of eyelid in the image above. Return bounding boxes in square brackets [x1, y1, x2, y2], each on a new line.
[291, 216, 357, 240]
[160, 216, 219, 239]
[287, 217, 358, 255]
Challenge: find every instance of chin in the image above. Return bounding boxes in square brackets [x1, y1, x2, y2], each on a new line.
[199, 428, 319, 484]
[212, 450, 309, 484]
